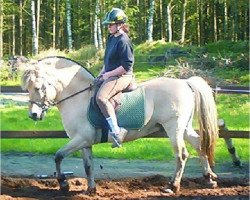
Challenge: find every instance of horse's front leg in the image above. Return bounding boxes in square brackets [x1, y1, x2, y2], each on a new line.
[55, 136, 91, 193]
[82, 147, 96, 195]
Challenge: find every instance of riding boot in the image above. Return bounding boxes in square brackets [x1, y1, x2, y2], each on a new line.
[106, 116, 127, 148]
[111, 128, 127, 148]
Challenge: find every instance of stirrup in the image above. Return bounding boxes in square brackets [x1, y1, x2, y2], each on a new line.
[110, 133, 122, 148]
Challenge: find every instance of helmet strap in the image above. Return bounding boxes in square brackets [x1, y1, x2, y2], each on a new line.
[114, 24, 123, 35]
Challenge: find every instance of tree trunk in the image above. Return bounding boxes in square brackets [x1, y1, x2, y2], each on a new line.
[234, 0, 238, 41]
[96, 0, 103, 49]
[55, 0, 60, 48]
[198, 0, 203, 45]
[213, 1, 217, 42]
[223, 0, 228, 40]
[19, 0, 23, 56]
[244, 9, 248, 40]
[52, 0, 56, 49]
[180, 0, 187, 44]
[166, 0, 173, 42]
[31, 0, 38, 55]
[159, 0, 164, 40]
[0, 0, 3, 60]
[93, 2, 98, 48]
[196, 0, 200, 46]
[66, 0, 73, 51]
[12, 15, 15, 55]
[36, 0, 40, 53]
[147, 0, 155, 42]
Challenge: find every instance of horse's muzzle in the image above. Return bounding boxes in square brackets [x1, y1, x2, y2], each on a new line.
[29, 111, 45, 121]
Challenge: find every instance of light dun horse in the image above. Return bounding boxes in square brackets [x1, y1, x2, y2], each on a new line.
[22, 56, 218, 194]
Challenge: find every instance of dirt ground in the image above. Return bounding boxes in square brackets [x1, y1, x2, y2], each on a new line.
[1, 175, 249, 200]
[1, 153, 249, 200]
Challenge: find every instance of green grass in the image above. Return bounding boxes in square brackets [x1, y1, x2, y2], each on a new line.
[1, 138, 249, 163]
[1, 106, 63, 131]
[216, 94, 250, 130]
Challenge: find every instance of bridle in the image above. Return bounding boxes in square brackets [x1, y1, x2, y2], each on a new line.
[29, 84, 93, 113]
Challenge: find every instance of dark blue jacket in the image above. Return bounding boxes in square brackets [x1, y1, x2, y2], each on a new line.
[104, 33, 134, 73]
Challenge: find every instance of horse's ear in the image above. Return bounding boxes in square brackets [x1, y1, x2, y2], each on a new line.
[21, 67, 37, 90]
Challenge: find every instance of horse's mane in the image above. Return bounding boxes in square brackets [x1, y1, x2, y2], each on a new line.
[38, 56, 95, 78]
[22, 56, 95, 91]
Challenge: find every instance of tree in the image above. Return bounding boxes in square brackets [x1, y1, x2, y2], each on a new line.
[19, 0, 23, 55]
[1, 0, 249, 57]
[93, 0, 99, 49]
[223, 0, 228, 40]
[52, 0, 56, 49]
[66, 0, 73, 51]
[36, 0, 40, 53]
[147, 0, 155, 41]
[96, 0, 103, 49]
[0, 0, 3, 60]
[166, 0, 173, 42]
[12, 14, 15, 55]
[31, 0, 38, 55]
[180, 0, 187, 44]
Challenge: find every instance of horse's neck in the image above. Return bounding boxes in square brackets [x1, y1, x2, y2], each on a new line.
[54, 67, 93, 103]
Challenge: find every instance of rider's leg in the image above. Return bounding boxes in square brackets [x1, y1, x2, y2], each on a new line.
[96, 75, 132, 147]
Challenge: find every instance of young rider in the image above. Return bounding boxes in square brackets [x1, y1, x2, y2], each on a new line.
[96, 8, 134, 148]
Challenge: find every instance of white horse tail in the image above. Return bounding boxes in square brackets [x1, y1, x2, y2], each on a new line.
[187, 76, 218, 166]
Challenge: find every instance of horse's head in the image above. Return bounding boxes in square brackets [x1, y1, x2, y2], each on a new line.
[21, 64, 58, 121]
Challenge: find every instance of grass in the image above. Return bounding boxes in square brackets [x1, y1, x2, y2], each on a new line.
[0, 106, 63, 131]
[1, 138, 249, 163]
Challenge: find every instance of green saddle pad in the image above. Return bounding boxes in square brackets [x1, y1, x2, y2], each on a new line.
[88, 87, 145, 129]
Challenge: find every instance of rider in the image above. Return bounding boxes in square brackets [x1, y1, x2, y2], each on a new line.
[96, 8, 134, 148]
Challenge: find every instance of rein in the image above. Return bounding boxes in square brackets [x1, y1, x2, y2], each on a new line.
[54, 84, 93, 106]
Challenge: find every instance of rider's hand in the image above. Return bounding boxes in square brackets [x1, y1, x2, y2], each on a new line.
[102, 72, 110, 80]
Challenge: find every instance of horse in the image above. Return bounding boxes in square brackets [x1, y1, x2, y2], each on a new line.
[21, 56, 218, 194]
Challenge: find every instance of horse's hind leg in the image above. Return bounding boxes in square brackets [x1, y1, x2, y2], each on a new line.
[161, 122, 189, 193]
[81, 147, 96, 195]
[184, 127, 217, 188]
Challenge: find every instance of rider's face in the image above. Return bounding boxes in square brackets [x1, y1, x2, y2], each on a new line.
[108, 23, 117, 34]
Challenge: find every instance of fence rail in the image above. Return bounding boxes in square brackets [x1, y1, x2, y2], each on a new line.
[1, 130, 249, 139]
[1, 85, 250, 94]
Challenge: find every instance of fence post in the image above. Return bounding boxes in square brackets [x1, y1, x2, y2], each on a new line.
[218, 119, 242, 167]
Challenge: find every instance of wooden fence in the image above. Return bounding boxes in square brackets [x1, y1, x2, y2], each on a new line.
[1, 85, 249, 94]
[1, 85, 249, 139]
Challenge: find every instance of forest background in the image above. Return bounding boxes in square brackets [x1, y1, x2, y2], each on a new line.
[0, 0, 249, 59]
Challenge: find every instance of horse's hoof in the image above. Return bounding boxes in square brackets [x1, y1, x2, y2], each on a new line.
[206, 180, 218, 189]
[234, 160, 242, 168]
[204, 172, 217, 180]
[83, 187, 96, 196]
[160, 187, 174, 194]
[210, 172, 218, 179]
[59, 180, 70, 193]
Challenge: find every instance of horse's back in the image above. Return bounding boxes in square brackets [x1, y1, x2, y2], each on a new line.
[142, 77, 193, 100]
[141, 77, 195, 124]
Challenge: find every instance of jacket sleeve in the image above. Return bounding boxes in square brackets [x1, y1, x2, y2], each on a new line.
[118, 39, 134, 72]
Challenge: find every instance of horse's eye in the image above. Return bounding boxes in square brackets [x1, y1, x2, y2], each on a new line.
[34, 87, 40, 92]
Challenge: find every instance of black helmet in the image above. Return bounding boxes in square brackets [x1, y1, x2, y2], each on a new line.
[102, 8, 127, 26]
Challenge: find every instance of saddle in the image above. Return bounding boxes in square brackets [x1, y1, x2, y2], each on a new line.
[88, 83, 145, 130]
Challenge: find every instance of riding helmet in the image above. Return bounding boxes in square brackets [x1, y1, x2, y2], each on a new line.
[102, 8, 127, 26]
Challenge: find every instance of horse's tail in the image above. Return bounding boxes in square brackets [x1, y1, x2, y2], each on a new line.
[187, 76, 218, 166]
